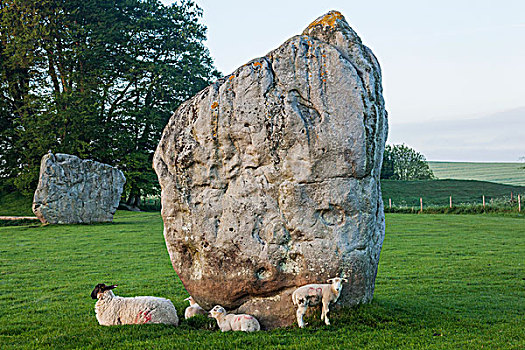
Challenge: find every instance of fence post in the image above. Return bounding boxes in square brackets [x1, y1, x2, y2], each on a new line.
[389, 198, 392, 209]
[519, 194, 521, 212]
[511, 192, 513, 202]
[482, 195, 485, 208]
[450, 196, 452, 208]
[420, 197, 423, 213]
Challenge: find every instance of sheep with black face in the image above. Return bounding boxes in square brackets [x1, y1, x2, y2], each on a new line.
[91, 283, 179, 326]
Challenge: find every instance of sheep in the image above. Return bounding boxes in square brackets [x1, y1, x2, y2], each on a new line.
[184, 296, 208, 319]
[291, 277, 348, 328]
[208, 305, 260, 332]
[90, 283, 179, 326]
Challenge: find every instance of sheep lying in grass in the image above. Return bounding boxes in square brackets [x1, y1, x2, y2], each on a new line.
[184, 296, 207, 319]
[208, 305, 260, 332]
[292, 277, 348, 328]
[90, 283, 179, 326]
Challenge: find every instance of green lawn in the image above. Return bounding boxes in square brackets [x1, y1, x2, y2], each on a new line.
[1, 212, 523, 349]
[381, 179, 525, 207]
[428, 162, 525, 186]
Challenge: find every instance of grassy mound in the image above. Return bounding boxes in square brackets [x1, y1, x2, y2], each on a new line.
[428, 161, 525, 186]
[381, 179, 524, 207]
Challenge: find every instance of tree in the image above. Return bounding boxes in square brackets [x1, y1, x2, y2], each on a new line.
[0, 0, 43, 183]
[381, 144, 435, 180]
[380, 146, 395, 179]
[0, 0, 219, 202]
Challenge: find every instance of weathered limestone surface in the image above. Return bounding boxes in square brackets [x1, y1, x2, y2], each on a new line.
[33, 153, 126, 224]
[153, 11, 388, 329]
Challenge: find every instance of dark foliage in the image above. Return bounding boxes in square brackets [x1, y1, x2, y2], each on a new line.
[380, 144, 434, 180]
[0, 0, 220, 202]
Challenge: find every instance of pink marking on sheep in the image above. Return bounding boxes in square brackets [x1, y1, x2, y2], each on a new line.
[135, 310, 152, 324]
[142, 310, 152, 323]
[134, 310, 142, 323]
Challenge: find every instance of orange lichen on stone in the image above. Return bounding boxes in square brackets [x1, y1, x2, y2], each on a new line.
[252, 61, 263, 68]
[228, 75, 234, 81]
[303, 11, 344, 33]
[211, 101, 219, 109]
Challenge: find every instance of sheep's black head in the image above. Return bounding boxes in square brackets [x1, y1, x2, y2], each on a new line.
[91, 283, 117, 299]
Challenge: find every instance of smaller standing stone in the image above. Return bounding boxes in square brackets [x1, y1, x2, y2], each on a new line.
[32, 153, 126, 224]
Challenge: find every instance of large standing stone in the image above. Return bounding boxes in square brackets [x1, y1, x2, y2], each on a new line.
[153, 10, 388, 329]
[33, 153, 126, 224]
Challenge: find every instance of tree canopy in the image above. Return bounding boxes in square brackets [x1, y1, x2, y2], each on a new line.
[0, 0, 219, 204]
[381, 144, 435, 180]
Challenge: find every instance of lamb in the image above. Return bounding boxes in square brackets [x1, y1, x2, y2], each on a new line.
[292, 277, 348, 328]
[208, 305, 260, 332]
[184, 296, 208, 319]
[90, 283, 179, 326]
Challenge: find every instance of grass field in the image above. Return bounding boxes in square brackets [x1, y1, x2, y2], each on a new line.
[381, 179, 525, 207]
[428, 162, 525, 186]
[1, 212, 523, 349]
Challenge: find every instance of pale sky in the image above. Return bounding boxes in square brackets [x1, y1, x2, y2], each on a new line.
[163, 0, 525, 162]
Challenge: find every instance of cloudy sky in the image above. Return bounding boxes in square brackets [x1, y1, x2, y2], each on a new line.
[163, 0, 525, 162]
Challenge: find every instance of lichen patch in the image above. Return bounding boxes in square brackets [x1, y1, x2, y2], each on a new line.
[303, 10, 344, 33]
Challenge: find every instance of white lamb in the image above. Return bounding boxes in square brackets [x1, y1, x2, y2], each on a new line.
[184, 296, 208, 319]
[91, 283, 179, 326]
[292, 277, 348, 328]
[208, 305, 260, 332]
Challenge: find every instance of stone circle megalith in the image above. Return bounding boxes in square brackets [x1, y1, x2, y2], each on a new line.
[153, 10, 388, 329]
[33, 153, 126, 224]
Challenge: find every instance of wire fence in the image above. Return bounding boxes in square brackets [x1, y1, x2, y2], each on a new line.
[385, 193, 522, 214]
[140, 193, 523, 215]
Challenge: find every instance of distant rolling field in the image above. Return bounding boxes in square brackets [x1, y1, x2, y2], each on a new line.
[428, 162, 525, 186]
[381, 179, 525, 207]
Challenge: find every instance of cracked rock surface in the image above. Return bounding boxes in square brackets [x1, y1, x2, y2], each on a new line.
[153, 10, 388, 329]
[33, 153, 125, 224]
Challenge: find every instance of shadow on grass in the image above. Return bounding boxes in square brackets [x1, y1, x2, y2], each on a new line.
[296, 295, 483, 334]
[0, 219, 41, 227]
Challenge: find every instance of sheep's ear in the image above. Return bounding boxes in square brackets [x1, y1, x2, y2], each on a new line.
[327, 278, 334, 283]
[104, 284, 117, 291]
[343, 278, 348, 283]
[184, 297, 191, 301]
[90, 286, 99, 299]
